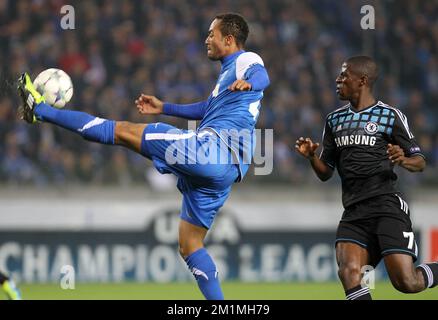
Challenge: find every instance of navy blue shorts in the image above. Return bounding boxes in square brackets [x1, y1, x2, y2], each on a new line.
[141, 122, 239, 229]
[335, 193, 418, 267]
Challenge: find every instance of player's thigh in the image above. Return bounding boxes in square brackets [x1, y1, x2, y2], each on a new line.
[335, 221, 375, 267]
[336, 241, 370, 268]
[139, 122, 197, 170]
[114, 121, 147, 153]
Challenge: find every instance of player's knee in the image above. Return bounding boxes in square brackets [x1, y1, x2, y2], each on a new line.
[338, 264, 362, 284]
[114, 121, 146, 151]
[114, 121, 131, 144]
[178, 245, 187, 259]
[178, 241, 204, 259]
[178, 241, 195, 258]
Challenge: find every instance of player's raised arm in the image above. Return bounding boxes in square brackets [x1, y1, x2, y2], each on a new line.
[136, 94, 208, 120]
[135, 94, 164, 115]
[295, 137, 334, 181]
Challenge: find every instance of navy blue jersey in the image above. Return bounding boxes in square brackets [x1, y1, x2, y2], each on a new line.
[320, 101, 425, 208]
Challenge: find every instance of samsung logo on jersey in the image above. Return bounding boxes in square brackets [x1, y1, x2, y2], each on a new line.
[335, 135, 377, 147]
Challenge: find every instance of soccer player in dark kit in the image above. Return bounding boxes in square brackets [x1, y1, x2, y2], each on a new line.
[295, 56, 437, 300]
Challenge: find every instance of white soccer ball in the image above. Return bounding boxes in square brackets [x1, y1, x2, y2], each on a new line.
[33, 68, 74, 108]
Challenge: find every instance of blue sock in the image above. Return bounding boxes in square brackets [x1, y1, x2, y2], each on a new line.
[185, 248, 224, 300]
[35, 102, 115, 144]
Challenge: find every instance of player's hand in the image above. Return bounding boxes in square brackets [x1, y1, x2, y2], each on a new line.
[229, 80, 252, 91]
[295, 137, 320, 159]
[135, 94, 163, 115]
[387, 144, 405, 165]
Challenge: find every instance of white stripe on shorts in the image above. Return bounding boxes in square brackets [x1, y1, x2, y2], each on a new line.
[145, 132, 196, 141]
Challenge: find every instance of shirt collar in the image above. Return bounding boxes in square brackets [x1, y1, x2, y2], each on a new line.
[349, 100, 379, 113]
[221, 50, 245, 66]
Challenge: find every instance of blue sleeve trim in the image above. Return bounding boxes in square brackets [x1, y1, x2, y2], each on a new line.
[245, 64, 270, 91]
[408, 152, 426, 159]
[163, 100, 208, 120]
[335, 238, 367, 248]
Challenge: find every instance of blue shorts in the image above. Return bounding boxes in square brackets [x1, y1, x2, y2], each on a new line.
[140, 123, 239, 229]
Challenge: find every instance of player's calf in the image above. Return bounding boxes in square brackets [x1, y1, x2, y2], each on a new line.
[337, 263, 363, 289]
[37, 102, 116, 145]
[388, 269, 425, 293]
[179, 220, 223, 300]
[385, 254, 438, 293]
[184, 248, 224, 300]
[389, 263, 438, 293]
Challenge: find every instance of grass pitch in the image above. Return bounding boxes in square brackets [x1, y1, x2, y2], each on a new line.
[6, 282, 438, 300]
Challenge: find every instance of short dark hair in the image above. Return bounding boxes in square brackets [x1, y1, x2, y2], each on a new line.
[346, 56, 379, 87]
[215, 13, 249, 47]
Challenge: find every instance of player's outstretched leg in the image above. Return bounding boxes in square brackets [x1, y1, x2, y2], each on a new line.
[179, 220, 224, 300]
[384, 254, 438, 293]
[0, 272, 21, 300]
[17, 72, 146, 153]
[336, 242, 372, 300]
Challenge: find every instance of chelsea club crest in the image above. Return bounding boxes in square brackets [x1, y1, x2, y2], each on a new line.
[364, 121, 379, 135]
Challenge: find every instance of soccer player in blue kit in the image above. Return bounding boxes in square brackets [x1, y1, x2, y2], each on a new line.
[17, 13, 269, 300]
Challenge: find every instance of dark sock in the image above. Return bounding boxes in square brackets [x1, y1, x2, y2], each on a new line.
[417, 262, 438, 288]
[345, 284, 372, 300]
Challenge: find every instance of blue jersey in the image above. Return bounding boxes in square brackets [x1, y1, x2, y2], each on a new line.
[142, 50, 269, 228]
[163, 50, 270, 180]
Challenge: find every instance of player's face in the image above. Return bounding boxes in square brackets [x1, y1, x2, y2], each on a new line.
[205, 19, 228, 61]
[336, 63, 361, 100]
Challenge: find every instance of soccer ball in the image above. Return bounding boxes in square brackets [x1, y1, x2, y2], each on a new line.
[33, 68, 74, 108]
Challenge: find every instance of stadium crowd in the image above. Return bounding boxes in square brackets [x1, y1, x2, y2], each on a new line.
[0, 0, 437, 187]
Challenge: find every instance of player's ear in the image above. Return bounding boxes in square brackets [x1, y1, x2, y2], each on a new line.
[360, 75, 369, 87]
[224, 34, 234, 46]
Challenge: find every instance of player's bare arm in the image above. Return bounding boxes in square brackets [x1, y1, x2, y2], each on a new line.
[295, 137, 333, 181]
[135, 94, 164, 115]
[387, 143, 426, 172]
